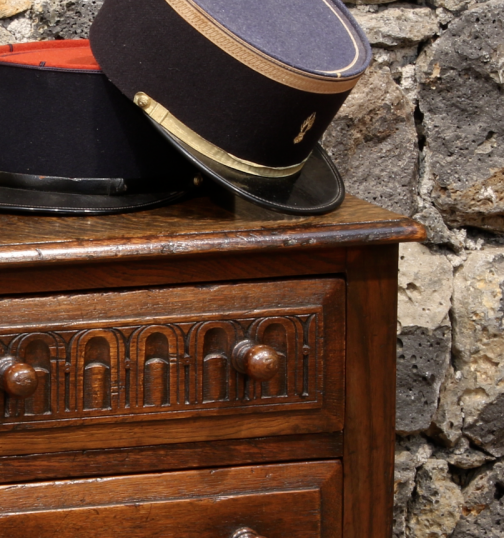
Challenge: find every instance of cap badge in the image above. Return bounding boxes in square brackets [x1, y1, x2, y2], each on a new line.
[294, 112, 316, 144]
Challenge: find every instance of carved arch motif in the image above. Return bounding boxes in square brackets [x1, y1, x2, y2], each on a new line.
[189, 321, 244, 405]
[130, 324, 184, 409]
[192, 321, 243, 404]
[70, 329, 123, 413]
[0, 310, 322, 425]
[248, 317, 303, 399]
[4, 333, 64, 418]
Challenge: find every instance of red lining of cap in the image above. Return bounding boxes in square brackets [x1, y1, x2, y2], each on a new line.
[0, 40, 101, 71]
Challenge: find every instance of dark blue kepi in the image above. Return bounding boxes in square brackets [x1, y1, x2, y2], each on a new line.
[90, 0, 371, 215]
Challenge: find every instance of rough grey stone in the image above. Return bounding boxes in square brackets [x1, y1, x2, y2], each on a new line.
[465, 394, 504, 458]
[397, 243, 453, 331]
[32, 0, 103, 40]
[428, 0, 483, 12]
[417, 0, 504, 233]
[5, 12, 31, 41]
[397, 326, 451, 435]
[407, 459, 464, 537]
[463, 461, 504, 509]
[350, 4, 439, 48]
[434, 436, 495, 470]
[453, 500, 504, 538]
[372, 45, 419, 72]
[396, 243, 452, 435]
[397, 63, 418, 105]
[0, 0, 31, 19]
[322, 64, 418, 216]
[435, 7, 456, 27]
[452, 461, 504, 538]
[345, 0, 397, 5]
[428, 366, 465, 447]
[0, 23, 13, 43]
[452, 248, 504, 457]
[372, 46, 420, 104]
[398, 435, 436, 466]
[413, 205, 465, 249]
[394, 436, 434, 537]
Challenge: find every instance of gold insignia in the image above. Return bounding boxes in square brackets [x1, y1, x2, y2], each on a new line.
[294, 113, 317, 144]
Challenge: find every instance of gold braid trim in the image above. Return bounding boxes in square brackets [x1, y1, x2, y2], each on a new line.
[164, 0, 363, 95]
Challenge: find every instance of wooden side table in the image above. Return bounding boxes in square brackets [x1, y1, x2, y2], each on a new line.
[0, 194, 425, 538]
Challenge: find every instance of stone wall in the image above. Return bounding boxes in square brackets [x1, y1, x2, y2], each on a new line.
[1, 1, 503, 536]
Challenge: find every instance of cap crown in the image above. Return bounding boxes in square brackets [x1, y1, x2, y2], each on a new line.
[192, 0, 369, 78]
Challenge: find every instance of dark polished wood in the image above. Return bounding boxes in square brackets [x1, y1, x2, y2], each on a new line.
[0, 248, 349, 295]
[0, 278, 345, 456]
[0, 412, 344, 457]
[0, 433, 343, 484]
[0, 195, 424, 295]
[231, 340, 280, 381]
[0, 356, 38, 398]
[0, 194, 425, 267]
[0, 194, 425, 537]
[0, 461, 342, 537]
[344, 245, 399, 538]
[232, 528, 267, 538]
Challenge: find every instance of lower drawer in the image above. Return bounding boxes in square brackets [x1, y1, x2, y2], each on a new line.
[0, 460, 342, 537]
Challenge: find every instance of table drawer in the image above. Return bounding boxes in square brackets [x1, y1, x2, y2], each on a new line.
[0, 461, 342, 537]
[0, 278, 345, 455]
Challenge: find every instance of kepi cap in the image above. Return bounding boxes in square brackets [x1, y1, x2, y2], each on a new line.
[90, 0, 372, 214]
[0, 40, 195, 214]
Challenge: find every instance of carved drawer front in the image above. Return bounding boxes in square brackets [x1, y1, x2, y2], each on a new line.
[0, 461, 342, 537]
[0, 278, 344, 455]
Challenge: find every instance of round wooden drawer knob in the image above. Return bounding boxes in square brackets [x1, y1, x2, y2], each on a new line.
[0, 356, 38, 398]
[232, 340, 279, 381]
[232, 528, 267, 538]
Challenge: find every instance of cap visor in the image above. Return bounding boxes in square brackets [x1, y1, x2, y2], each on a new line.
[146, 117, 345, 216]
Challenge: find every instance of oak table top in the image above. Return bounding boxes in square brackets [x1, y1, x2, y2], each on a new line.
[0, 194, 425, 267]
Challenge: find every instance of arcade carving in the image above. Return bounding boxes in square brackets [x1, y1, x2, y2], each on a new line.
[0, 313, 322, 427]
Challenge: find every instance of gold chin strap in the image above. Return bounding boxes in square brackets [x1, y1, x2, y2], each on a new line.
[134, 92, 309, 178]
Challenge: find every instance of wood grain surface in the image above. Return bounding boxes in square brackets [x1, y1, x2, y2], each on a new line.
[0, 193, 425, 538]
[0, 278, 345, 455]
[344, 245, 398, 538]
[0, 195, 425, 268]
[0, 461, 342, 537]
[0, 433, 343, 484]
[0, 249, 347, 295]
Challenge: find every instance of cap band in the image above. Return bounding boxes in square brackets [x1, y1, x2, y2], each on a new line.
[134, 92, 310, 178]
